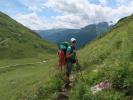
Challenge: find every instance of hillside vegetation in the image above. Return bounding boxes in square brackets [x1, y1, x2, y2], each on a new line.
[0, 12, 57, 99]
[69, 14, 133, 99]
[32, 14, 133, 100]
[0, 11, 56, 59]
[0, 11, 132, 99]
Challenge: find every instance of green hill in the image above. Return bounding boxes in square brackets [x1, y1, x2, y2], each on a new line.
[32, 15, 133, 99]
[0, 12, 57, 100]
[0, 11, 56, 59]
[69, 14, 133, 99]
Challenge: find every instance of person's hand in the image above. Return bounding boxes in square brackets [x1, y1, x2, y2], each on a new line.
[73, 50, 76, 53]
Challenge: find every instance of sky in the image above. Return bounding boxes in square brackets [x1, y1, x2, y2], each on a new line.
[0, 0, 133, 30]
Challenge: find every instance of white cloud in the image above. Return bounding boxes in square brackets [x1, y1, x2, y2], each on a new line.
[99, 0, 108, 5]
[44, 0, 112, 24]
[44, 0, 89, 14]
[44, 0, 133, 28]
[14, 12, 51, 30]
[13, 0, 133, 30]
[116, 0, 130, 4]
[51, 14, 88, 29]
[19, 0, 46, 12]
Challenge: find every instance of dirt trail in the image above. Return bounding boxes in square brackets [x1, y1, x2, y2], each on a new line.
[56, 75, 76, 100]
[0, 60, 47, 69]
[56, 83, 72, 100]
[55, 69, 86, 100]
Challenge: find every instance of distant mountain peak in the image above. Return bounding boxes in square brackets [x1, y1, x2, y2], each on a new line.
[36, 22, 110, 49]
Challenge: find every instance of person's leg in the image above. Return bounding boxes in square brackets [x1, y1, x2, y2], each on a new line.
[65, 61, 72, 83]
[62, 56, 66, 72]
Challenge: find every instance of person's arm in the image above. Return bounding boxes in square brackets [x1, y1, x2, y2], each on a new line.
[66, 46, 74, 58]
[66, 52, 74, 58]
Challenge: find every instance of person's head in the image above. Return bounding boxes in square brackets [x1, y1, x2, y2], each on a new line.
[70, 38, 76, 47]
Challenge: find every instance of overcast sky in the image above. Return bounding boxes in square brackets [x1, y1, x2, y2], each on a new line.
[0, 0, 133, 30]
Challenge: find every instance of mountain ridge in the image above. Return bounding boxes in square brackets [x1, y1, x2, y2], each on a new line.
[36, 22, 110, 49]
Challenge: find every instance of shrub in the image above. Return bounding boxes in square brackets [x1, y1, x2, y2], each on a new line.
[28, 73, 64, 100]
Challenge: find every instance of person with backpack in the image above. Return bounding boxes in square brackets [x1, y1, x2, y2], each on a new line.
[57, 38, 78, 84]
[65, 38, 78, 85]
[57, 41, 70, 71]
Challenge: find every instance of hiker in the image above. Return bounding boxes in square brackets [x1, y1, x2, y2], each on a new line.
[65, 38, 78, 85]
[57, 41, 69, 71]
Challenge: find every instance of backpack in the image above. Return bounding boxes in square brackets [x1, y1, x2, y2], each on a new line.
[58, 41, 70, 54]
[57, 41, 76, 65]
[66, 45, 76, 63]
[57, 41, 70, 66]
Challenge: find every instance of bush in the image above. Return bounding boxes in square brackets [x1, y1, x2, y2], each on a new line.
[69, 81, 89, 100]
[93, 62, 133, 97]
[91, 89, 128, 100]
[27, 73, 64, 100]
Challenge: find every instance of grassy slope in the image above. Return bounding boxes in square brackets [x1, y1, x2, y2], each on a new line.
[0, 12, 58, 99]
[69, 14, 133, 99]
[27, 15, 133, 100]
[0, 59, 58, 100]
[0, 11, 56, 59]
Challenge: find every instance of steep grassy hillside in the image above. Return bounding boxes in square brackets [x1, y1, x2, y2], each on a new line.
[0, 12, 58, 99]
[69, 14, 133, 99]
[0, 11, 56, 59]
[31, 14, 133, 100]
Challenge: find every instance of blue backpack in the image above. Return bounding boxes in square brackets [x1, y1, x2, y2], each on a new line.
[58, 41, 70, 53]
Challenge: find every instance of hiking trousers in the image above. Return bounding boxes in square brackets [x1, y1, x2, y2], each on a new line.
[66, 61, 73, 77]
